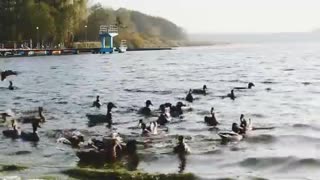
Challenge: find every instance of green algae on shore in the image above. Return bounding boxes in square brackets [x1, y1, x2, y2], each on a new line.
[63, 167, 196, 180]
[0, 164, 28, 172]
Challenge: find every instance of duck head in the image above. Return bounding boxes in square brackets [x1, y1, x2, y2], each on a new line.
[232, 123, 239, 129]
[210, 107, 214, 114]
[178, 135, 184, 144]
[240, 114, 244, 120]
[188, 89, 192, 94]
[145, 100, 153, 107]
[96, 96, 100, 101]
[248, 82, 255, 89]
[159, 104, 166, 113]
[176, 102, 186, 108]
[9, 81, 13, 86]
[203, 85, 207, 90]
[38, 107, 43, 113]
[107, 102, 117, 110]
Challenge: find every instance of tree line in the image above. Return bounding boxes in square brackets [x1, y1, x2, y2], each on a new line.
[0, 1, 186, 48]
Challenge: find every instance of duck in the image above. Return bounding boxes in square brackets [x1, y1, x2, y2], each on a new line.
[234, 82, 255, 90]
[86, 102, 116, 127]
[204, 107, 218, 126]
[170, 102, 186, 117]
[77, 134, 124, 164]
[106, 102, 117, 128]
[8, 81, 14, 90]
[157, 105, 171, 125]
[185, 89, 194, 103]
[218, 123, 244, 142]
[227, 89, 236, 100]
[57, 131, 85, 148]
[232, 122, 245, 134]
[140, 120, 158, 135]
[192, 85, 207, 95]
[240, 114, 253, 132]
[2, 119, 20, 139]
[173, 136, 191, 154]
[1, 70, 18, 81]
[138, 100, 153, 116]
[92, 96, 101, 108]
[19, 107, 45, 124]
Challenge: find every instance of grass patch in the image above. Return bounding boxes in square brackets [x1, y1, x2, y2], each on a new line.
[0, 164, 28, 172]
[63, 167, 196, 180]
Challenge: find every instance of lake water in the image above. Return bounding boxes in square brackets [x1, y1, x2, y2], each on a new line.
[1, 43, 320, 179]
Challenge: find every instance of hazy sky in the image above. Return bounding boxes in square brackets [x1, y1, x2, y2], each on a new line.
[93, 0, 320, 33]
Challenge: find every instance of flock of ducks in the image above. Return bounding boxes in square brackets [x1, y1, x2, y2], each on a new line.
[81, 82, 256, 161]
[1, 68, 258, 166]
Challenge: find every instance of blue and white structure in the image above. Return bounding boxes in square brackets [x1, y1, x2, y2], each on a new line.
[99, 25, 118, 54]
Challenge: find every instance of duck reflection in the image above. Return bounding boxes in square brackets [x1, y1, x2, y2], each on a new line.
[178, 154, 187, 173]
[126, 140, 140, 171]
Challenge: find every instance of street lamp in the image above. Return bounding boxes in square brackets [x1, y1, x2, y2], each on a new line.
[84, 25, 88, 42]
[36, 26, 39, 49]
[85, 25, 88, 48]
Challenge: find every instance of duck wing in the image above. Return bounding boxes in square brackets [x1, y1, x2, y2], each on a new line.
[1, 70, 18, 81]
[192, 89, 205, 94]
[86, 114, 107, 127]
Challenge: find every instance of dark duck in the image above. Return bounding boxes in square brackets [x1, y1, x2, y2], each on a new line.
[173, 136, 190, 154]
[227, 89, 236, 100]
[86, 102, 116, 127]
[138, 100, 153, 116]
[204, 107, 218, 126]
[170, 102, 186, 117]
[185, 89, 194, 103]
[232, 122, 245, 135]
[234, 82, 255, 90]
[92, 96, 101, 108]
[8, 81, 14, 90]
[1, 70, 18, 81]
[157, 105, 171, 125]
[3, 119, 20, 139]
[105, 102, 117, 128]
[192, 85, 207, 95]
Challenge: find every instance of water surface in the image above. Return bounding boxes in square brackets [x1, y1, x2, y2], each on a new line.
[1, 43, 320, 179]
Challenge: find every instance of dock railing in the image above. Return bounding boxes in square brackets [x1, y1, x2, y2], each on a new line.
[99, 25, 118, 34]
